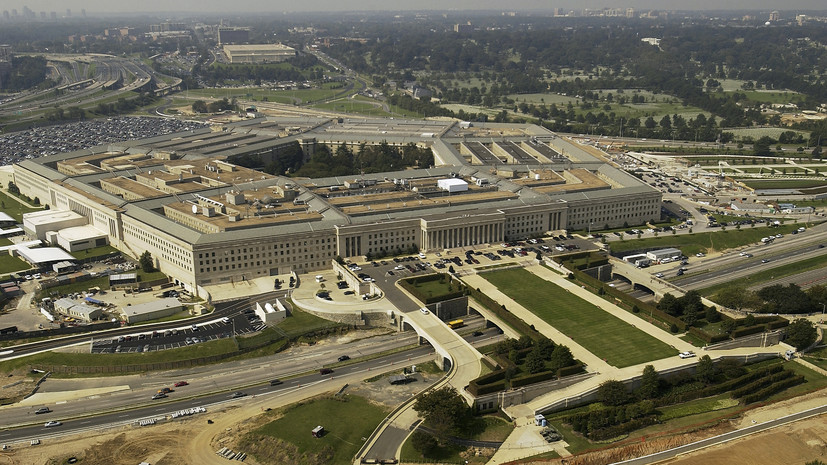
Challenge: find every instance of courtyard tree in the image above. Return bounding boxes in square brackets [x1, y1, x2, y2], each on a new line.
[597, 379, 630, 406]
[139, 251, 155, 273]
[638, 364, 660, 399]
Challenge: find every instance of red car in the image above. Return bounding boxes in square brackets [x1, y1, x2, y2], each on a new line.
[174, 381, 189, 387]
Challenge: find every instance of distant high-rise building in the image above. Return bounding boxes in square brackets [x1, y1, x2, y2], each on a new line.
[40, 11, 46, 20]
[50, 12, 56, 20]
[769, 11, 780, 21]
[217, 27, 250, 45]
[11, 9, 18, 17]
[2, 11, 9, 21]
[796, 14, 806, 25]
[626, 8, 636, 18]
[0, 45, 12, 62]
[66, 9, 72, 17]
[453, 22, 473, 33]
[81, 9, 86, 17]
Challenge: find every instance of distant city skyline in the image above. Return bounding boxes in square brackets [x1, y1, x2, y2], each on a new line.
[3, 1, 827, 15]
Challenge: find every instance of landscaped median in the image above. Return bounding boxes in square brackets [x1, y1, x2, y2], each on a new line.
[480, 268, 676, 368]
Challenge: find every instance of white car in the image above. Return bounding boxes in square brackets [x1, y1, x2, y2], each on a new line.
[655, 272, 664, 278]
[695, 252, 705, 257]
[678, 351, 696, 359]
[44, 420, 62, 427]
[420, 308, 429, 315]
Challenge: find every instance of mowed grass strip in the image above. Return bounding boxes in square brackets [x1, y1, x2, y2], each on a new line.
[245, 395, 388, 464]
[483, 268, 675, 367]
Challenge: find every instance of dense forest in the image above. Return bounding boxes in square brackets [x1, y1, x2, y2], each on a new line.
[1, 56, 50, 91]
[321, 18, 827, 145]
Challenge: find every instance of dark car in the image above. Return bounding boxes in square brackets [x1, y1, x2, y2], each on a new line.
[231, 391, 247, 398]
[269, 379, 283, 386]
[337, 355, 350, 362]
[319, 368, 334, 375]
[34, 407, 51, 414]
[152, 392, 167, 400]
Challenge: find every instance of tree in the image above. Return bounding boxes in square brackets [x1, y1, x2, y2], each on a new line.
[525, 349, 546, 374]
[753, 136, 774, 156]
[191, 100, 208, 113]
[785, 318, 817, 350]
[597, 380, 630, 406]
[410, 431, 438, 456]
[139, 251, 155, 273]
[548, 344, 574, 372]
[638, 365, 660, 399]
[413, 386, 471, 443]
[695, 355, 715, 384]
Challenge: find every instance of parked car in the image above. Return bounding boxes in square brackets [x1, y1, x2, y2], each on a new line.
[678, 351, 696, 359]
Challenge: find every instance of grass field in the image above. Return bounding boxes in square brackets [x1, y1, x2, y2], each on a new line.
[0, 190, 43, 222]
[0, 337, 239, 374]
[739, 179, 827, 189]
[244, 395, 388, 465]
[0, 255, 31, 275]
[70, 245, 120, 260]
[608, 223, 804, 256]
[277, 306, 343, 338]
[482, 268, 676, 367]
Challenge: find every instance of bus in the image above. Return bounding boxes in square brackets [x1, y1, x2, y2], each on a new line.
[447, 319, 464, 329]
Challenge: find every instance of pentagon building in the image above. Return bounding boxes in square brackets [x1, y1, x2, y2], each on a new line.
[13, 117, 660, 294]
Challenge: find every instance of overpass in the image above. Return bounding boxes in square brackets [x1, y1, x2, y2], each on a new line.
[56, 78, 94, 91]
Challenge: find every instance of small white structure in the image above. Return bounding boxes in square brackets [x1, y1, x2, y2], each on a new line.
[437, 178, 468, 193]
[254, 300, 287, 324]
[53, 298, 103, 322]
[646, 248, 682, 262]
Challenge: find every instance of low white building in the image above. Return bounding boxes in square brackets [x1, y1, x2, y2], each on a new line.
[22, 210, 87, 241]
[51, 225, 109, 252]
[437, 178, 468, 193]
[120, 297, 183, 323]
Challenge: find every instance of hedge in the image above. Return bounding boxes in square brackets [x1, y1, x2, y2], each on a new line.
[766, 319, 790, 330]
[467, 380, 507, 396]
[731, 325, 766, 338]
[732, 370, 794, 398]
[473, 369, 507, 386]
[742, 375, 806, 404]
[510, 370, 558, 388]
[557, 363, 586, 378]
[590, 415, 660, 441]
[688, 327, 730, 343]
[467, 286, 537, 340]
[655, 364, 784, 406]
[399, 273, 467, 304]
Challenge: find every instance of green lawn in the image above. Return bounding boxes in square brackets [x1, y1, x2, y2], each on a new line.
[739, 179, 827, 189]
[242, 395, 388, 465]
[0, 255, 32, 275]
[608, 223, 805, 256]
[0, 190, 43, 222]
[70, 245, 120, 260]
[278, 306, 343, 338]
[482, 268, 677, 367]
[0, 337, 239, 374]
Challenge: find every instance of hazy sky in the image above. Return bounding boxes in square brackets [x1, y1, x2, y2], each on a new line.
[10, 0, 827, 14]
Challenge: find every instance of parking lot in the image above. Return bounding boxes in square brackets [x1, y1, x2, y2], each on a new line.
[90, 314, 261, 354]
[0, 116, 207, 165]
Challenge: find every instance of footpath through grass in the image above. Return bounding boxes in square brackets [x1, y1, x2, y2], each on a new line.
[241, 394, 388, 464]
[482, 268, 676, 367]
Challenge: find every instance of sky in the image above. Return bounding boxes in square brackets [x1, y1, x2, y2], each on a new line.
[9, 0, 827, 14]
